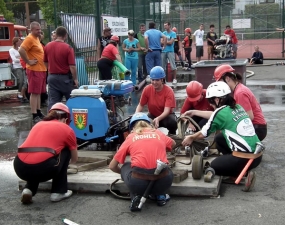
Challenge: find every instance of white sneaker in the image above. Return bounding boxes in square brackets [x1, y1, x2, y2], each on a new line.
[21, 188, 33, 204]
[50, 190, 73, 202]
[172, 79, 177, 84]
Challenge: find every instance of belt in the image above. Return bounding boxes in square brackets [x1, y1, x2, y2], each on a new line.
[253, 124, 267, 129]
[150, 49, 161, 52]
[49, 73, 71, 76]
[131, 169, 169, 181]
[232, 151, 263, 159]
[18, 147, 56, 155]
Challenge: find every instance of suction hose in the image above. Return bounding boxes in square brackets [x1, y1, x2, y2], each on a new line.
[113, 60, 131, 77]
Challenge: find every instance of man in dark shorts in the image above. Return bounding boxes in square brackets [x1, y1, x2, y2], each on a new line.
[193, 24, 204, 62]
[206, 24, 217, 60]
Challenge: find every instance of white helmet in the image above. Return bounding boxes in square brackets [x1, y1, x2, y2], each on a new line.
[206, 81, 231, 98]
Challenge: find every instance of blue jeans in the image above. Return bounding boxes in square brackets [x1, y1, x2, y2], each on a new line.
[125, 57, 138, 85]
[145, 50, 162, 75]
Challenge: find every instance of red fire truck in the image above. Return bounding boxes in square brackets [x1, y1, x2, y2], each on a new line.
[0, 15, 28, 89]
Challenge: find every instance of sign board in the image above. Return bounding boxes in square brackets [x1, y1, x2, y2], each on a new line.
[232, 19, 251, 29]
[150, 1, 170, 15]
[60, 14, 96, 49]
[102, 16, 128, 36]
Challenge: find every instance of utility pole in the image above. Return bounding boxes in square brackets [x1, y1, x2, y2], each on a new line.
[6, 1, 38, 27]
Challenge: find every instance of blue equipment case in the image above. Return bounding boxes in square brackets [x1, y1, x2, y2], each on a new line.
[79, 79, 134, 96]
[66, 89, 110, 141]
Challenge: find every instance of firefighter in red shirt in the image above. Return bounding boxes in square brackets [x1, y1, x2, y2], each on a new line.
[97, 35, 122, 80]
[181, 81, 213, 131]
[109, 113, 175, 211]
[14, 103, 78, 204]
[135, 66, 177, 134]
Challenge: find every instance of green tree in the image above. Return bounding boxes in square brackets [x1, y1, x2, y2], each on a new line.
[38, 0, 96, 25]
[7, 0, 40, 25]
[0, 0, 14, 22]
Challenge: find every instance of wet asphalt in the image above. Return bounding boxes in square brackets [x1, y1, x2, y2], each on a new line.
[0, 60, 285, 224]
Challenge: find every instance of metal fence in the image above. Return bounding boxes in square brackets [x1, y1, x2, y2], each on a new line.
[52, 0, 285, 83]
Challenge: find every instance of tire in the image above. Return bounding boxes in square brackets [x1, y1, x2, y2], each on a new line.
[192, 155, 203, 179]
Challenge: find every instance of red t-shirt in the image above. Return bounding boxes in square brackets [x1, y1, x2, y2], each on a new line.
[44, 41, 75, 74]
[114, 128, 173, 168]
[183, 35, 192, 48]
[180, 90, 213, 114]
[101, 44, 119, 61]
[140, 84, 176, 117]
[18, 120, 77, 164]
[234, 83, 266, 125]
[224, 29, 238, 44]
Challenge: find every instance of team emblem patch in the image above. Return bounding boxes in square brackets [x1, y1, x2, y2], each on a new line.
[72, 109, 88, 130]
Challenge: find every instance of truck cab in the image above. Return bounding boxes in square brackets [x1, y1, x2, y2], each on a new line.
[0, 21, 28, 89]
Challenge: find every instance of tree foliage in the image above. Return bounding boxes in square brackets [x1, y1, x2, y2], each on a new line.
[7, 0, 40, 25]
[38, 0, 96, 25]
[0, 0, 14, 22]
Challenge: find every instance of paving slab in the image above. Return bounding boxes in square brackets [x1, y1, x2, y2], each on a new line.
[18, 151, 221, 197]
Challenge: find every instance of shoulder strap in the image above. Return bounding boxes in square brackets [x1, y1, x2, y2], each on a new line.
[18, 147, 56, 155]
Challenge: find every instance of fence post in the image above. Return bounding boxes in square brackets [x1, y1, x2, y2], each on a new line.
[282, 0, 284, 58]
[96, 0, 101, 44]
[53, 0, 57, 27]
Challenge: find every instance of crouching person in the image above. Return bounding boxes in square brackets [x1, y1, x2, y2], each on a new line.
[182, 82, 263, 192]
[109, 113, 175, 211]
[14, 103, 78, 204]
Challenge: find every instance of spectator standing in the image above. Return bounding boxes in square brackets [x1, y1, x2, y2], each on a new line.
[97, 27, 112, 60]
[172, 27, 184, 68]
[224, 25, 238, 59]
[161, 22, 177, 84]
[122, 30, 141, 85]
[182, 28, 192, 71]
[144, 21, 166, 75]
[44, 26, 79, 111]
[206, 24, 217, 60]
[193, 24, 204, 62]
[9, 37, 28, 103]
[19, 21, 47, 124]
[248, 46, 263, 65]
[51, 30, 56, 41]
[134, 24, 147, 83]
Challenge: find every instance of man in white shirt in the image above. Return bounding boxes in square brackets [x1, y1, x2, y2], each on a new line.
[193, 24, 204, 62]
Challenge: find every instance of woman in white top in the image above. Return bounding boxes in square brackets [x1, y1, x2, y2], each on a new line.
[9, 37, 28, 103]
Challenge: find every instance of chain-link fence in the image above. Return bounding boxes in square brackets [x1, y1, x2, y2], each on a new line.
[52, 0, 285, 83]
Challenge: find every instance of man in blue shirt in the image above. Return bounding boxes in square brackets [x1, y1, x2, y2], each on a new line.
[161, 22, 177, 84]
[144, 22, 166, 76]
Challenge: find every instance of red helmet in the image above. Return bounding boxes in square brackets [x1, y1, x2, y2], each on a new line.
[184, 28, 191, 33]
[49, 103, 70, 124]
[172, 27, 177, 32]
[186, 81, 203, 102]
[214, 64, 235, 81]
[110, 35, 119, 42]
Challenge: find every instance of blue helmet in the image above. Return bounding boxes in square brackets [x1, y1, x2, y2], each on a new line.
[150, 66, 165, 79]
[129, 113, 151, 130]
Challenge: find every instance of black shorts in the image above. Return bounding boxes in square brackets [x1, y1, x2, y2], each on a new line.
[196, 46, 204, 57]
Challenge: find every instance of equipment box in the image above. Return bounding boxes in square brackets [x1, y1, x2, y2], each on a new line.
[80, 79, 134, 96]
[0, 63, 12, 81]
[194, 59, 247, 88]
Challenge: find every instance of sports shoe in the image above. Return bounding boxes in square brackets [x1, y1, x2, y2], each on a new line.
[186, 68, 192, 71]
[32, 116, 42, 124]
[156, 194, 170, 206]
[242, 170, 256, 192]
[50, 190, 73, 202]
[172, 79, 177, 84]
[21, 188, 33, 204]
[21, 98, 29, 103]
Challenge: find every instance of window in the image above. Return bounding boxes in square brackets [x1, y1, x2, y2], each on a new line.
[260, 0, 275, 3]
[0, 27, 9, 40]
